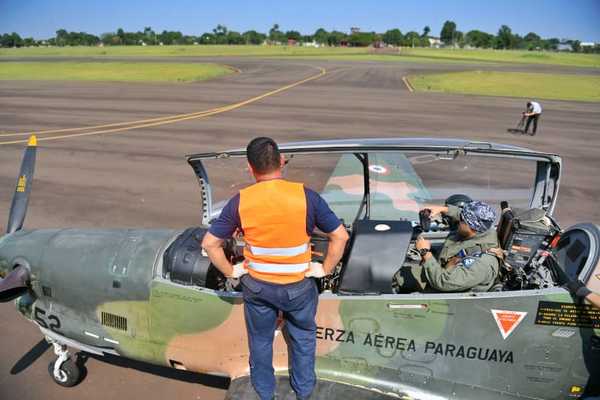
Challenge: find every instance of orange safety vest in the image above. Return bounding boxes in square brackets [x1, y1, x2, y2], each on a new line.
[239, 179, 311, 284]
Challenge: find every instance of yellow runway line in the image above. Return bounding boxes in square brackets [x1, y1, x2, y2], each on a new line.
[0, 64, 243, 138]
[402, 76, 414, 93]
[0, 105, 228, 138]
[0, 66, 326, 146]
[224, 64, 243, 74]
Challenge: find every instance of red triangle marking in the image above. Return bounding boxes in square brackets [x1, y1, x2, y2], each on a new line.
[491, 309, 527, 339]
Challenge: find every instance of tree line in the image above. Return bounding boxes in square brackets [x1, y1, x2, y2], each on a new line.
[1, 21, 598, 53]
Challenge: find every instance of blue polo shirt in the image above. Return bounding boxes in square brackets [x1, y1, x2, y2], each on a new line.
[209, 186, 342, 239]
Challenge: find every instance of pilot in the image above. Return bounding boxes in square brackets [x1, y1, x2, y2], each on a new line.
[394, 200, 502, 293]
[201, 137, 349, 400]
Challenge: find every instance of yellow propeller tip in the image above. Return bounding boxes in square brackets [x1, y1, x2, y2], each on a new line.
[28, 135, 37, 146]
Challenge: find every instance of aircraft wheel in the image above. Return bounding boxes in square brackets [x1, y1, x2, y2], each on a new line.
[48, 358, 81, 387]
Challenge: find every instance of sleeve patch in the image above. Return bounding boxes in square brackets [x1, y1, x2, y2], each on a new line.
[462, 257, 477, 268]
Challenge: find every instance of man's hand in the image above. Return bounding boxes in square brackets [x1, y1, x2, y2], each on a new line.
[305, 262, 327, 278]
[416, 236, 434, 263]
[416, 236, 431, 251]
[422, 205, 449, 218]
[231, 262, 248, 279]
[487, 248, 505, 260]
[444, 256, 461, 270]
[201, 232, 236, 278]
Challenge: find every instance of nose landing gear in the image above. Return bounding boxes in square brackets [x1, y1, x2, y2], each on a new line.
[48, 342, 82, 387]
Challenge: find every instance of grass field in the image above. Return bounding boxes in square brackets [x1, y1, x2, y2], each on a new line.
[399, 48, 600, 68]
[0, 62, 234, 82]
[1, 45, 599, 68]
[0, 45, 366, 58]
[408, 71, 600, 102]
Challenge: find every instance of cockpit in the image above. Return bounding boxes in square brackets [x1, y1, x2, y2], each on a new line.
[160, 139, 584, 296]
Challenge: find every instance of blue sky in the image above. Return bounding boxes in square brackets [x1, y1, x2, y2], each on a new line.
[1, 0, 599, 41]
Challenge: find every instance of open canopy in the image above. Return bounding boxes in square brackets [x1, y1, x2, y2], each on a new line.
[187, 138, 562, 227]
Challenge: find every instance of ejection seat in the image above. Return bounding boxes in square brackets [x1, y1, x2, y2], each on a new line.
[497, 201, 516, 251]
[492, 202, 561, 291]
[486, 202, 516, 292]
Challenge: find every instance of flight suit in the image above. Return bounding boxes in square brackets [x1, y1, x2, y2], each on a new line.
[394, 205, 500, 292]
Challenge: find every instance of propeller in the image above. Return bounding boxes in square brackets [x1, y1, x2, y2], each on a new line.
[6, 135, 37, 234]
[0, 265, 29, 302]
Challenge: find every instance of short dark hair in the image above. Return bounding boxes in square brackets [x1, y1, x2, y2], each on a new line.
[246, 137, 281, 174]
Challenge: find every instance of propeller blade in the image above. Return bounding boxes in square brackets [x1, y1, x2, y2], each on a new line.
[0, 265, 29, 302]
[6, 135, 37, 234]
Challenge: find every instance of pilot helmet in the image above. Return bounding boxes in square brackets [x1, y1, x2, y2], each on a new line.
[444, 194, 472, 230]
[445, 194, 472, 208]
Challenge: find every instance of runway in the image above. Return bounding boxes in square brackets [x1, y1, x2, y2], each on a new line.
[0, 57, 599, 399]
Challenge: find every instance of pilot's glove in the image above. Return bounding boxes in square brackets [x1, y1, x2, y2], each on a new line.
[305, 262, 326, 278]
[565, 279, 592, 300]
[231, 262, 248, 279]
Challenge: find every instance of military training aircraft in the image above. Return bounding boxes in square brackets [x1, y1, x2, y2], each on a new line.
[0, 137, 598, 399]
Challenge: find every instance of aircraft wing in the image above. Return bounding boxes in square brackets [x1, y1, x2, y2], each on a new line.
[225, 375, 400, 400]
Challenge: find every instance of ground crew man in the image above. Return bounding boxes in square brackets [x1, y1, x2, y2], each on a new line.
[394, 201, 501, 292]
[523, 101, 542, 136]
[201, 137, 349, 400]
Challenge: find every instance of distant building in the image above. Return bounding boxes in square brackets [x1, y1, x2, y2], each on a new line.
[557, 43, 573, 52]
[350, 27, 361, 34]
[303, 41, 320, 48]
[581, 42, 595, 48]
[428, 37, 442, 48]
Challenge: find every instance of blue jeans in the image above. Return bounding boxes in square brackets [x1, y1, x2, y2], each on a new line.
[241, 274, 318, 400]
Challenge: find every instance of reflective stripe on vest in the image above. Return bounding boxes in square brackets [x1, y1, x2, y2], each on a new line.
[247, 261, 309, 274]
[249, 243, 308, 257]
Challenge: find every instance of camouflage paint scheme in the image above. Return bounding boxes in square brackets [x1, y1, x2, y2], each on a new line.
[0, 139, 598, 399]
[321, 153, 431, 222]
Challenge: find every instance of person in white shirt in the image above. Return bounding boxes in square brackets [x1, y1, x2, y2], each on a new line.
[523, 101, 542, 136]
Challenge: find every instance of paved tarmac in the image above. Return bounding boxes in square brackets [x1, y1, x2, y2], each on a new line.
[0, 57, 599, 399]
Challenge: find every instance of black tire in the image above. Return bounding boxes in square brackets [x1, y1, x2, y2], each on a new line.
[48, 358, 81, 387]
